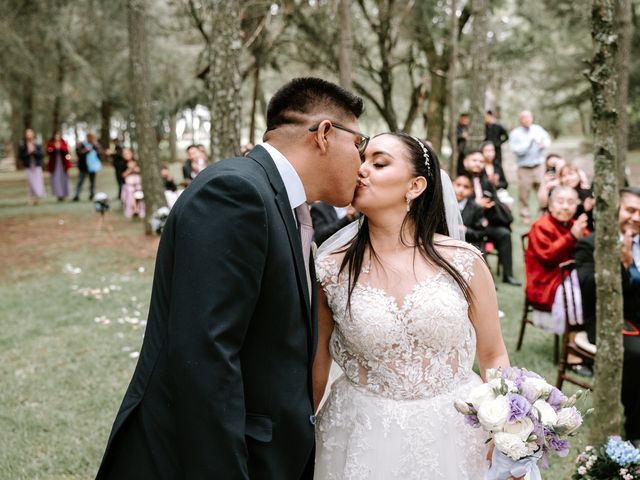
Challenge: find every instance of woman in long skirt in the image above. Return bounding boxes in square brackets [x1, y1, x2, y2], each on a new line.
[46, 132, 71, 201]
[18, 128, 45, 205]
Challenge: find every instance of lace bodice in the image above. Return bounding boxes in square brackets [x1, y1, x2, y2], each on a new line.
[316, 245, 480, 401]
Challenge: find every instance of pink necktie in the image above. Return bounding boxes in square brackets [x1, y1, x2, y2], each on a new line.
[473, 177, 483, 202]
[294, 203, 314, 300]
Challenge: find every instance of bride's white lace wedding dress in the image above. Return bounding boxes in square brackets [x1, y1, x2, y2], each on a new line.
[314, 243, 489, 479]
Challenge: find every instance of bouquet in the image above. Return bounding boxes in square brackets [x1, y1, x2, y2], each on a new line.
[454, 367, 589, 480]
[573, 437, 640, 479]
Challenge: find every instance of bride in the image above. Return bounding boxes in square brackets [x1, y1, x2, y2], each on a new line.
[313, 133, 515, 479]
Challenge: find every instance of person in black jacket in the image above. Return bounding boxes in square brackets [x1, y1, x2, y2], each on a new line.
[484, 110, 509, 169]
[310, 202, 359, 246]
[575, 187, 640, 443]
[480, 141, 508, 190]
[463, 150, 520, 285]
[95, 77, 367, 480]
[453, 173, 486, 251]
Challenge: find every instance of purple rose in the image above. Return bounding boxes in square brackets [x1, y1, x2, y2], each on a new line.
[547, 434, 570, 457]
[547, 388, 566, 411]
[507, 393, 532, 422]
[464, 414, 481, 428]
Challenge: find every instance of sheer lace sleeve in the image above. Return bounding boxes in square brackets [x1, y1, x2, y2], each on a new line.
[315, 255, 342, 297]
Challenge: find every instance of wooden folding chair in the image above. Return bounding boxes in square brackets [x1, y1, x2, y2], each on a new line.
[515, 233, 560, 363]
[556, 260, 594, 390]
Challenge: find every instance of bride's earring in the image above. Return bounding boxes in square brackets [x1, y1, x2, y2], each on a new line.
[405, 193, 411, 212]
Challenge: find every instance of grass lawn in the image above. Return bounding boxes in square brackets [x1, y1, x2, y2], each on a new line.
[1, 150, 634, 478]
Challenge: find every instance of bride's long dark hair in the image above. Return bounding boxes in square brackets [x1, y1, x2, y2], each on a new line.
[339, 132, 472, 309]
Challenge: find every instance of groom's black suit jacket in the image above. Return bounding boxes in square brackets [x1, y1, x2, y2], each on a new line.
[96, 146, 317, 480]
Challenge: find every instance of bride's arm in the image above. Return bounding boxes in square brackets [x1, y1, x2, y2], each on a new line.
[312, 285, 335, 413]
[468, 254, 524, 480]
[467, 254, 510, 380]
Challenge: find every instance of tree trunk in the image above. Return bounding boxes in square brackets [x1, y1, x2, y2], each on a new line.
[100, 99, 112, 153]
[10, 95, 23, 170]
[22, 79, 34, 131]
[615, 0, 632, 185]
[128, 0, 167, 234]
[425, 70, 447, 155]
[207, 0, 242, 160]
[169, 112, 177, 163]
[249, 65, 260, 146]
[588, 0, 625, 441]
[338, 0, 353, 89]
[52, 40, 65, 134]
[447, 0, 459, 173]
[466, 0, 489, 151]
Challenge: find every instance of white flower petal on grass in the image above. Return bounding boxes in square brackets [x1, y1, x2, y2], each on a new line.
[122, 346, 132, 352]
[129, 351, 140, 359]
[137, 266, 145, 273]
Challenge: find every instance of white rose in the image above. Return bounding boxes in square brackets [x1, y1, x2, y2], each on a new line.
[477, 395, 510, 431]
[488, 377, 518, 394]
[523, 377, 553, 398]
[467, 383, 497, 410]
[556, 407, 583, 434]
[493, 432, 539, 460]
[532, 399, 558, 426]
[503, 417, 535, 441]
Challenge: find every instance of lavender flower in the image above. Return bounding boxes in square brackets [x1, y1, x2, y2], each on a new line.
[548, 434, 570, 457]
[463, 414, 481, 428]
[507, 393, 532, 422]
[547, 387, 566, 411]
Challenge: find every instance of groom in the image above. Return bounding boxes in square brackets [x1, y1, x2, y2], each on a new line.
[95, 78, 366, 479]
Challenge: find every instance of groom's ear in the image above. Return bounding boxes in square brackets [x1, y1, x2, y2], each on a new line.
[310, 120, 331, 155]
[408, 176, 427, 198]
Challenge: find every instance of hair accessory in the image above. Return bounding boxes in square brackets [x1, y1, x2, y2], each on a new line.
[405, 192, 411, 212]
[411, 136, 430, 174]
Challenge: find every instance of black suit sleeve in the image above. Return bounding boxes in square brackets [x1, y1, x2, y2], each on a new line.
[575, 236, 596, 343]
[170, 174, 268, 478]
[311, 204, 353, 246]
[462, 204, 486, 244]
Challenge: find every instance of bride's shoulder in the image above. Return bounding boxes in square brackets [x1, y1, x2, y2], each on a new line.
[315, 250, 346, 285]
[434, 235, 483, 261]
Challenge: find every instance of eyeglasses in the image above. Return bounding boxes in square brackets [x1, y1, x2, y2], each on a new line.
[309, 122, 370, 157]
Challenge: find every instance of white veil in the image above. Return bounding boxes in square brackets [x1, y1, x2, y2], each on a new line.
[439, 169, 465, 241]
[316, 169, 465, 260]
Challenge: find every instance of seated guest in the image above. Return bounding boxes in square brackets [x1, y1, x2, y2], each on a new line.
[121, 149, 145, 218]
[525, 186, 589, 334]
[310, 202, 359, 246]
[575, 187, 640, 443]
[463, 150, 520, 285]
[182, 144, 207, 186]
[558, 164, 595, 231]
[537, 153, 566, 210]
[453, 173, 486, 251]
[480, 141, 508, 190]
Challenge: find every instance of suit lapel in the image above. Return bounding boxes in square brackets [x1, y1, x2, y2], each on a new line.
[247, 147, 313, 321]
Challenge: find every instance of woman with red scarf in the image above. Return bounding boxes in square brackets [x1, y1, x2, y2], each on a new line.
[46, 131, 72, 201]
[525, 186, 589, 333]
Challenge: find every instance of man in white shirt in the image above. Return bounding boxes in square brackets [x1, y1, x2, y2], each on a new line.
[509, 110, 551, 224]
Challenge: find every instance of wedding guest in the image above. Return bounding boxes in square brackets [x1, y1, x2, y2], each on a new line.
[73, 133, 102, 201]
[558, 164, 595, 231]
[453, 173, 486, 251]
[484, 110, 509, 169]
[480, 141, 508, 190]
[537, 153, 566, 210]
[455, 112, 470, 174]
[509, 110, 551, 224]
[18, 128, 45, 205]
[182, 144, 207, 186]
[525, 186, 588, 334]
[463, 150, 520, 285]
[310, 202, 359, 246]
[160, 163, 181, 209]
[46, 132, 71, 201]
[121, 149, 145, 218]
[575, 187, 640, 443]
[110, 138, 126, 201]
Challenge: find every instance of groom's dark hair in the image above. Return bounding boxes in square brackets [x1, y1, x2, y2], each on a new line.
[265, 77, 364, 131]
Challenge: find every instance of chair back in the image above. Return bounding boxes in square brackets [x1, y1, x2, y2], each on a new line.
[559, 260, 582, 334]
